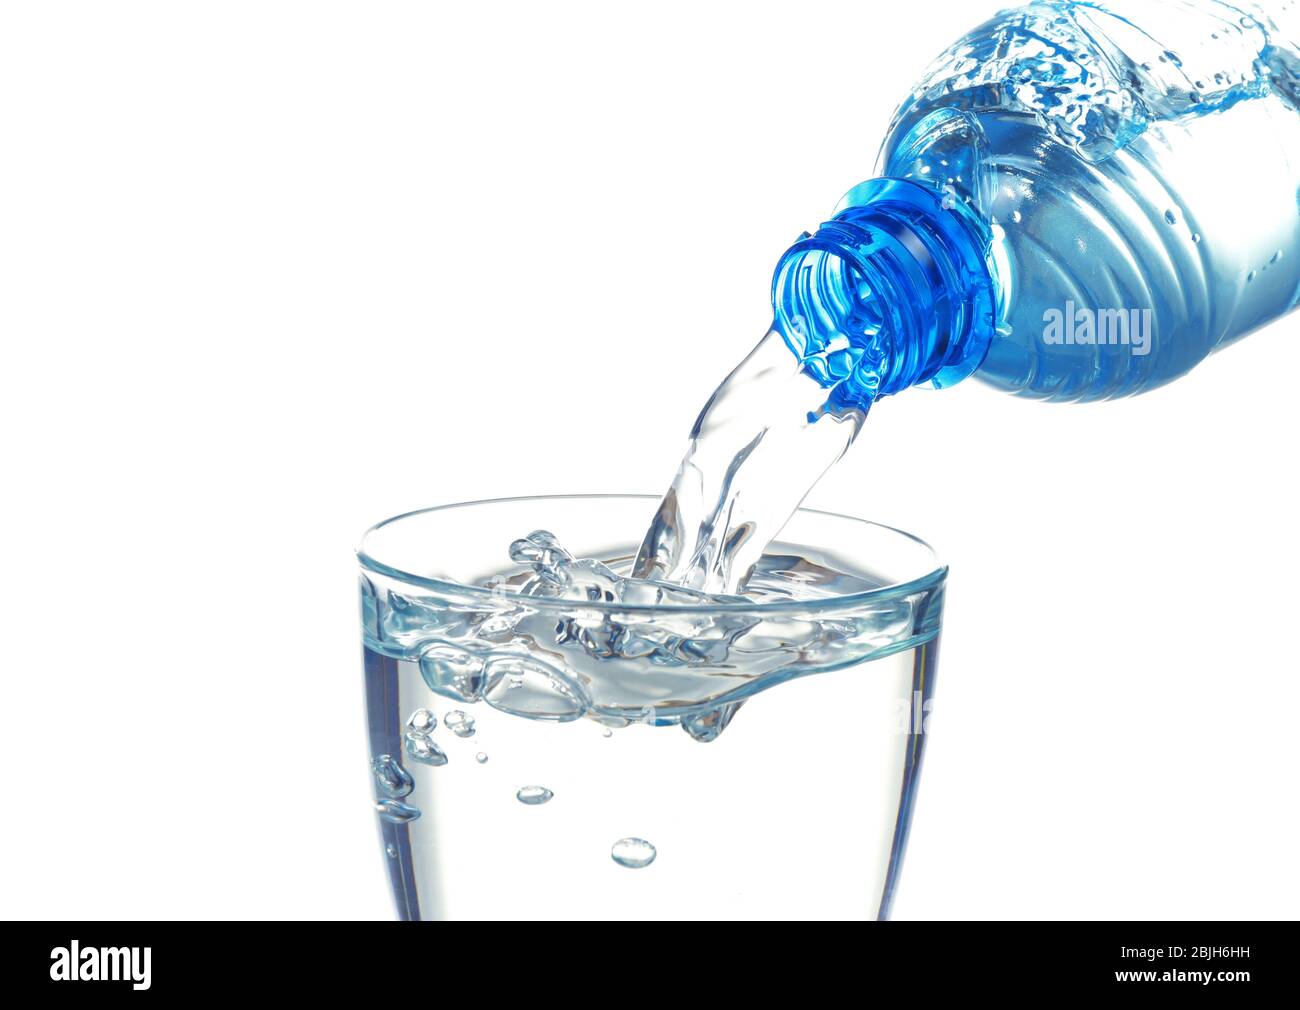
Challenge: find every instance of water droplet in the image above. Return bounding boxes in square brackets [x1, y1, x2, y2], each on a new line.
[444, 709, 476, 738]
[476, 752, 488, 764]
[404, 732, 448, 766]
[1271, 250, 1283, 264]
[386, 844, 398, 858]
[1011, 209, 1022, 223]
[602, 728, 613, 738]
[1248, 269, 1257, 283]
[376, 799, 421, 824]
[611, 838, 656, 869]
[681, 701, 743, 743]
[516, 785, 554, 806]
[1192, 232, 1202, 244]
[419, 640, 488, 702]
[509, 530, 580, 594]
[371, 754, 414, 798]
[405, 708, 436, 734]
[509, 529, 573, 568]
[1164, 209, 1177, 225]
[484, 656, 589, 722]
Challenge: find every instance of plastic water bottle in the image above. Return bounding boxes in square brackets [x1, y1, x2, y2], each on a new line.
[772, 0, 1300, 404]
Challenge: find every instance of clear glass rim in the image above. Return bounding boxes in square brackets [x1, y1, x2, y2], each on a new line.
[356, 493, 947, 615]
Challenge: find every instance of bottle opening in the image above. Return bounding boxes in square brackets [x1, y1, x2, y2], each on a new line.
[772, 177, 999, 405]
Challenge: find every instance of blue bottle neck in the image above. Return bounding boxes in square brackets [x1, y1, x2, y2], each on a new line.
[771, 177, 998, 409]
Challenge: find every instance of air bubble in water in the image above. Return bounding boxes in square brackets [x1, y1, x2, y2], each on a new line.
[386, 844, 398, 858]
[476, 752, 488, 764]
[405, 708, 436, 733]
[419, 640, 488, 702]
[405, 732, 448, 766]
[376, 799, 421, 824]
[444, 709, 476, 738]
[611, 838, 656, 869]
[602, 728, 613, 738]
[516, 785, 553, 806]
[371, 754, 414, 798]
[484, 656, 589, 722]
[1164, 209, 1177, 225]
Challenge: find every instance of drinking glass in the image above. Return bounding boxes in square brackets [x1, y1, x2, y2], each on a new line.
[358, 494, 945, 920]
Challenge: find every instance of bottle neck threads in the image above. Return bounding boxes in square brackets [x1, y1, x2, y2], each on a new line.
[771, 177, 998, 408]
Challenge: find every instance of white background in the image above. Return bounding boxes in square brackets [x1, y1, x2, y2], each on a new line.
[2, 0, 1297, 920]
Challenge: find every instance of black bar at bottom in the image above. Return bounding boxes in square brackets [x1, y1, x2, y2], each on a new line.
[0, 921, 1285, 996]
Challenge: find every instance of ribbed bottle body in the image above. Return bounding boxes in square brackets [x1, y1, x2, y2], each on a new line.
[877, 0, 1300, 400]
